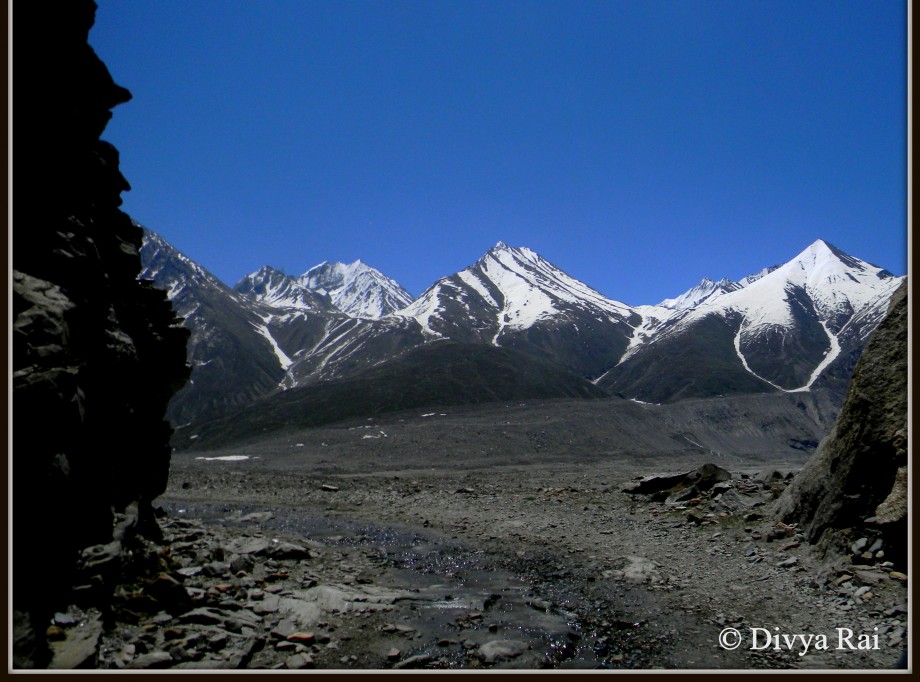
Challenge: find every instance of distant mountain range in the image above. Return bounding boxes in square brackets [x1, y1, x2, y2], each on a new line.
[139, 229, 903, 431]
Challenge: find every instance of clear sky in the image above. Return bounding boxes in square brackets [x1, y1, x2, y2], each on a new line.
[89, 0, 907, 306]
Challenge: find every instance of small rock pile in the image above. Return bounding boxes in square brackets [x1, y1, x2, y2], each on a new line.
[624, 464, 789, 521]
[41, 510, 382, 669]
[38, 506, 549, 670]
[623, 462, 908, 667]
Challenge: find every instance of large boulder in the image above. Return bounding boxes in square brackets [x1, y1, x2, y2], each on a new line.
[774, 281, 907, 564]
[624, 463, 731, 501]
[13, 0, 189, 667]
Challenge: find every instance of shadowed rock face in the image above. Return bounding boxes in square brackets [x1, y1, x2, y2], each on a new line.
[13, 0, 189, 667]
[775, 280, 907, 562]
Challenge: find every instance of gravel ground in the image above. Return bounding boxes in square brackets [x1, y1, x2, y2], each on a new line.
[155, 411, 909, 670]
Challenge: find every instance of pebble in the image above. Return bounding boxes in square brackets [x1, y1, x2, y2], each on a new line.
[46, 626, 66, 641]
[285, 654, 314, 669]
[53, 613, 78, 627]
[478, 640, 529, 664]
[208, 633, 229, 651]
[287, 632, 316, 645]
[129, 652, 173, 669]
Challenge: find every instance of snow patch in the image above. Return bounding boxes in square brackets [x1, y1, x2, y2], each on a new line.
[732, 317, 841, 393]
[194, 455, 252, 462]
[794, 321, 842, 392]
[457, 270, 498, 308]
[252, 323, 293, 370]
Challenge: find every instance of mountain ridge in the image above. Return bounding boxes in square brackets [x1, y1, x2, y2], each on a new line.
[139, 230, 903, 427]
[234, 259, 413, 320]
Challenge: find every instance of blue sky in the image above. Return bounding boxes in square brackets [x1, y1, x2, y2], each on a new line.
[90, 0, 906, 305]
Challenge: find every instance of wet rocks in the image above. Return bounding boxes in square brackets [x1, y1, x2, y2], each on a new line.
[221, 536, 310, 561]
[477, 640, 529, 664]
[237, 511, 275, 523]
[394, 653, 434, 669]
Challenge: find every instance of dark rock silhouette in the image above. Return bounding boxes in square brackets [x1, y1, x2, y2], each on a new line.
[13, 0, 189, 667]
[775, 280, 907, 565]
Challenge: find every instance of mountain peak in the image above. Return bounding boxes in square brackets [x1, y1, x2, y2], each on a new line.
[300, 259, 413, 319]
[811, 238, 834, 250]
[234, 265, 334, 313]
[253, 264, 286, 277]
[658, 276, 740, 310]
[484, 242, 544, 265]
[668, 238, 903, 340]
[804, 238, 839, 257]
[400, 239, 634, 347]
[788, 239, 875, 277]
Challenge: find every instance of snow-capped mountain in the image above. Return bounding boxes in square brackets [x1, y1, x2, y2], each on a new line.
[234, 265, 336, 313]
[142, 230, 426, 410]
[235, 260, 413, 320]
[393, 242, 638, 378]
[139, 230, 292, 423]
[141, 230, 903, 427]
[599, 239, 904, 403]
[301, 260, 414, 319]
[696, 240, 895, 333]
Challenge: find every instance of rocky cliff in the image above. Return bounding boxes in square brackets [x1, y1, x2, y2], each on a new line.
[775, 280, 907, 566]
[13, 1, 190, 667]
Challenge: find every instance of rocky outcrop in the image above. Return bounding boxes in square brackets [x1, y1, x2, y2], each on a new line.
[774, 280, 907, 565]
[623, 463, 732, 503]
[13, 1, 189, 667]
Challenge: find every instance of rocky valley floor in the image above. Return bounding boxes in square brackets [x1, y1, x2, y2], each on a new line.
[44, 404, 909, 671]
